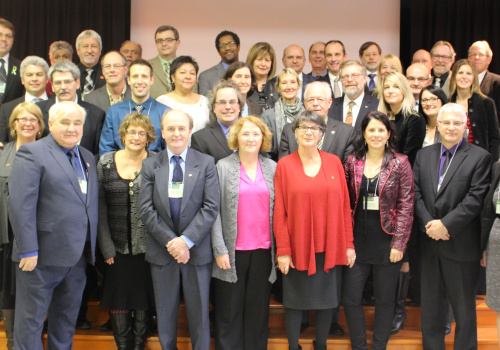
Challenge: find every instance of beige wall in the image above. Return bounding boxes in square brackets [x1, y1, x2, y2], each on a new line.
[131, 0, 400, 73]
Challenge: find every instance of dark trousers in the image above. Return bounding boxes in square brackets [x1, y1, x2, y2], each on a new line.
[213, 249, 272, 350]
[342, 261, 402, 350]
[285, 308, 333, 349]
[14, 253, 87, 350]
[420, 253, 479, 350]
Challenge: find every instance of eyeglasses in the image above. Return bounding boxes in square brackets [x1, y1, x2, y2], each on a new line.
[219, 41, 237, 49]
[215, 100, 238, 107]
[431, 54, 453, 61]
[407, 77, 430, 82]
[102, 64, 126, 70]
[155, 38, 176, 45]
[52, 79, 75, 87]
[468, 53, 489, 59]
[438, 121, 465, 127]
[17, 117, 39, 124]
[127, 130, 147, 138]
[0, 33, 13, 40]
[421, 97, 440, 105]
[297, 126, 322, 134]
[340, 73, 363, 81]
[304, 97, 326, 104]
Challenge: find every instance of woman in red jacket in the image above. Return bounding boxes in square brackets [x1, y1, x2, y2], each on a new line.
[343, 111, 414, 350]
[274, 110, 354, 350]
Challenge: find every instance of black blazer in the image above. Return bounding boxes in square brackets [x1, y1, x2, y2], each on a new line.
[480, 71, 500, 120]
[328, 93, 379, 130]
[394, 110, 426, 167]
[278, 117, 355, 163]
[414, 141, 491, 261]
[190, 122, 233, 164]
[0, 95, 25, 142]
[450, 92, 500, 162]
[481, 161, 500, 251]
[36, 98, 106, 156]
[0, 56, 24, 106]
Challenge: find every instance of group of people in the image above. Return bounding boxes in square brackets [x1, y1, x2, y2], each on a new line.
[1, 16, 500, 350]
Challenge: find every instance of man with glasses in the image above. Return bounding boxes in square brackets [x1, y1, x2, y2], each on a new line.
[414, 103, 491, 350]
[468, 41, 500, 116]
[430, 41, 455, 97]
[329, 60, 378, 129]
[148, 25, 180, 99]
[406, 63, 431, 110]
[85, 51, 131, 112]
[199, 30, 240, 96]
[0, 18, 24, 107]
[76, 30, 105, 98]
[36, 61, 105, 156]
[99, 58, 169, 156]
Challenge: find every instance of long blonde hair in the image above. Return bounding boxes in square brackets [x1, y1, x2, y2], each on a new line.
[375, 55, 403, 98]
[378, 72, 415, 117]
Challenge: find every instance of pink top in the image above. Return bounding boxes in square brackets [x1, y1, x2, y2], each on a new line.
[235, 161, 271, 250]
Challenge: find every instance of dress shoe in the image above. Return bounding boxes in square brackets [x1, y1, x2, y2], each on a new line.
[75, 318, 92, 330]
[100, 319, 112, 331]
[329, 322, 345, 336]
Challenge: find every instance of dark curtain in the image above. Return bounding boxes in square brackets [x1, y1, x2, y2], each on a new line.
[401, 0, 500, 72]
[0, 0, 130, 64]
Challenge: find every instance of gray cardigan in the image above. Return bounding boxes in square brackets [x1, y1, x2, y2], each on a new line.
[211, 152, 277, 283]
[0, 142, 16, 246]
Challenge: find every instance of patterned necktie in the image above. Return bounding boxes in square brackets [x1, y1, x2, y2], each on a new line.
[134, 105, 144, 114]
[0, 58, 7, 103]
[434, 77, 441, 88]
[164, 62, 172, 88]
[333, 76, 341, 98]
[368, 73, 376, 90]
[169, 155, 183, 234]
[345, 101, 356, 125]
[84, 68, 94, 95]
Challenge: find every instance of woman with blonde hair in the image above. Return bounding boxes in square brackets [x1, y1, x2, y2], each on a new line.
[246, 42, 278, 110]
[374, 55, 403, 98]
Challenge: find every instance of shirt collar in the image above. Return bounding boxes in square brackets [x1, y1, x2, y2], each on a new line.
[56, 96, 78, 104]
[222, 61, 230, 70]
[343, 91, 364, 107]
[25, 91, 48, 102]
[441, 139, 463, 155]
[167, 147, 188, 163]
[217, 120, 231, 138]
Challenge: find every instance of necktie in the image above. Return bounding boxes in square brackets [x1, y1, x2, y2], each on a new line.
[442, 150, 451, 175]
[333, 76, 341, 98]
[134, 105, 144, 114]
[68, 149, 89, 240]
[32, 97, 43, 103]
[84, 68, 94, 95]
[345, 101, 356, 125]
[0, 58, 7, 103]
[434, 77, 441, 88]
[368, 73, 376, 90]
[169, 155, 183, 234]
[164, 62, 171, 88]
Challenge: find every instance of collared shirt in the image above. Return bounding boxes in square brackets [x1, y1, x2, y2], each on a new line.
[343, 92, 364, 125]
[478, 70, 487, 85]
[241, 102, 249, 117]
[166, 147, 194, 248]
[25, 91, 48, 102]
[432, 71, 450, 88]
[439, 139, 463, 182]
[0, 53, 10, 74]
[217, 120, 231, 139]
[311, 69, 328, 77]
[158, 56, 175, 75]
[107, 84, 127, 106]
[222, 62, 230, 70]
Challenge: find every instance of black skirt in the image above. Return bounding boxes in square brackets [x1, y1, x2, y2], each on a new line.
[100, 252, 155, 310]
[0, 223, 16, 309]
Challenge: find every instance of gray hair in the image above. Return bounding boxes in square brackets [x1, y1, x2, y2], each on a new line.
[49, 41, 74, 59]
[20, 56, 49, 76]
[304, 81, 332, 100]
[48, 61, 81, 81]
[291, 110, 326, 136]
[76, 30, 102, 50]
[207, 80, 245, 124]
[469, 40, 493, 57]
[431, 41, 456, 58]
[160, 109, 194, 130]
[339, 60, 367, 77]
[48, 101, 87, 123]
[101, 50, 128, 67]
[437, 103, 467, 123]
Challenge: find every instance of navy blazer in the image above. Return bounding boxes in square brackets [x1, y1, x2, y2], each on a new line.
[139, 147, 219, 266]
[8, 134, 98, 266]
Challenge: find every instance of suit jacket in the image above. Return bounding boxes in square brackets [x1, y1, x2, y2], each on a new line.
[78, 62, 106, 98]
[0, 95, 25, 142]
[190, 122, 233, 164]
[139, 148, 219, 266]
[198, 62, 225, 96]
[481, 161, 500, 252]
[247, 100, 263, 117]
[0, 56, 24, 106]
[480, 71, 500, 120]
[413, 141, 491, 261]
[432, 73, 451, 98]
[8, 134, 98, 266]
[328, 93, 379, 129]
[148, 56, 172, 99]
[83, 84, 132, 112]
[36, 98, 106, 155]
[278, 117, 355, 163]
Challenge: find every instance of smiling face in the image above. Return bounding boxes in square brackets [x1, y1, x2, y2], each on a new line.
[128, 64, 153, 103]
[102, 52, 128, 86]
[455, 63, 473, 91]
[431, 44, 454, 77]
[172, 63, 197, 92]
[363, 118, 390, 151]
[52, 71, 80, 102]
[238, 121, 262, 155]
[421, 90, 443, 119]
[155, 30, 179, 60]
[0, 25, 14, 57]
[468, 43, 492, 74]
[325, 42, 346, 75]
[437, 111, 467, 147]
[309, 42, 326, 72]
[120, 42, 141, 66]
[77, 36, 101, 68]
[383, 79, 404, 109]
[304, 84, 332, 118]
[252, 53, 272, 79]
[380, 59, 398, 78]
[231, 67, 252, 96]
[13, 111, 41, 142]
[49, 111, 84, 149]
[341, 64, 366, 100]
[161, 111, 192, 155]
[278, 72, 299, 103]
[217, 34, 239, 64]
[406, 64, 430, 99]
[294, 120, 323, 149]
[22, 64, 48, 97]
[213, 87, 240, 127]
[283, 45, 306, 74]
[360, 44, 381, 73]
[124, 124, 148, 152]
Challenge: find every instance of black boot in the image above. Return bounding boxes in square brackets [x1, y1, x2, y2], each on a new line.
[2, 309, 14, 350]
[313, 340, 326, 350]
[391, 272, 410, 335]
[110, 312, 133, 350]
[133, 310, 150, 350]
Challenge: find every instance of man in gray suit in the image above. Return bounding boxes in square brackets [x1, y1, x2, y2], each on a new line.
[148, 25, 180, 99]
[430, 41, 455, 98]
[9, 101, 98, 350]
[198, 30, 240, 96]
[84, 51, 131, 112]
[139, 109, 219, 350]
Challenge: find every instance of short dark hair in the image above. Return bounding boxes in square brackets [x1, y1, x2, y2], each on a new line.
[308, 41, 325, 54]
[169, 56, 199, 90]
[359, 41, 381, 56]
[155, 25, 179, 40]
[418, 85, 449, 124]
[0, 18, 15, 37]
[129, 58, 153, 77]
[353, 111, 398, 167]
[215, 30, 240, 51]
[120, 40, 143, 56]
[291, 110, 327, 136]
[222, 61, 257, 97]
[325, 40, 346, 55]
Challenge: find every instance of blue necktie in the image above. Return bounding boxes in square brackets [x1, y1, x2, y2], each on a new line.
[68, 149, 90, 240]
[169, 155, 183, 234]
[368, 74, 376, 90]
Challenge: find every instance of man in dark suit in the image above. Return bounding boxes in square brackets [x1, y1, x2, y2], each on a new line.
[325, 40, 348, 99]
[37, 61, 105, 156]
[468, 41, 500, 119]
[139, 109, 219, 350]
[191, 80, 241, 163]
[76, 30, 105, 98]
[430, 41, 455, 98]
[307, 42, 328, 77]
[413, 103, 491, 350]
[359, 41, 382, 91]
[406, 63, 431, 111]
[0, 18, 24, 107]
[84, 51, 131, 112]
[8, 101, 98, 350]
[280, 80, 354, 162]
[198, 30, 240, 96]
[329, 60, 379, 129]
[0, 55, 50, 142]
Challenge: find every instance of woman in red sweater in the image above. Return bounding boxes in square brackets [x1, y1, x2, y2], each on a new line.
[274, 110, 354, 350]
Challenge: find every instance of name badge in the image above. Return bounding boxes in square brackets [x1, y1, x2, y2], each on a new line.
[496, 200, 500, 214]
[0, 82, 5, 94]
[78, 178, 88, 194]
[363, 195, 379, 210]
[169, 182, 184, 198]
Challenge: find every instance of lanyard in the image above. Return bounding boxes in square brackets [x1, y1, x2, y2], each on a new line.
[128, 100, 153, 116]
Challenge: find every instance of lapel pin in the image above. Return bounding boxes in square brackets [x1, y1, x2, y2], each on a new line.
[332, 176, 335, 179]
[331, 131, 335, 134]
[188, 174, 192, 177]
[5, 163, 10, 167]
[86, 163, 90, 167]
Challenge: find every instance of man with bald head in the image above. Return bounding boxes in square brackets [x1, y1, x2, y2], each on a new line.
[120, 40, 142, 67]
[412, 49, 432, 72]
[308, 42, 327, 77]
[406, 63, 431, 110]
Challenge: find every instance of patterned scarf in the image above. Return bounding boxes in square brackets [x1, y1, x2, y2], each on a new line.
[275, 97, 304, 147]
